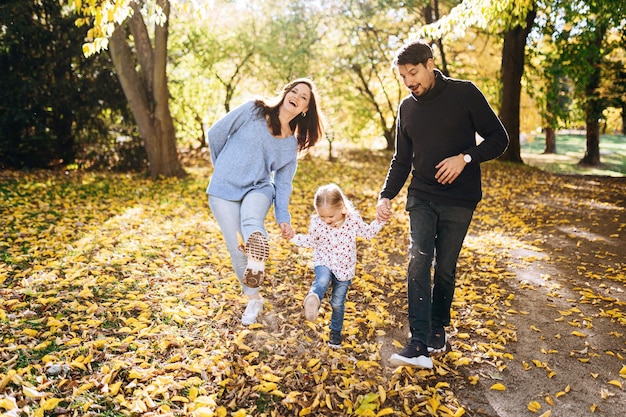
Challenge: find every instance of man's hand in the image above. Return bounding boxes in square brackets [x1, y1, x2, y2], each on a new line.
[435, 154, 467, 185]
[376, 198, 392, 222]
[280, 222, 294, 240]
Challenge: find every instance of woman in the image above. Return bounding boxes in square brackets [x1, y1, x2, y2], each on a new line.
[207, 78, 325, 325]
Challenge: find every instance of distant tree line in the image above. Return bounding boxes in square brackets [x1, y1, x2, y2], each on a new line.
[1, 0, 624, 173]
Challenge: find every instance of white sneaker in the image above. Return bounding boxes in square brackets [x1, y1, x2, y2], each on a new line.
[388, 341, 433, 369]
[303, 293, 320, 322]
[241, 298, 264, 325]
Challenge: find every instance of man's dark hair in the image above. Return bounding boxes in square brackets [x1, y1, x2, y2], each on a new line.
[393, 40, 434, 66]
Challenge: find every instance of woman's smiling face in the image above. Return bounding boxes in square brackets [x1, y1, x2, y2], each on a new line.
[284, 83, 311, 114]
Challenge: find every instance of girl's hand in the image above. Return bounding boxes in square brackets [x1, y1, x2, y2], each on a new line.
[279, 222, 295, 240]
[376, 198, 392, 222]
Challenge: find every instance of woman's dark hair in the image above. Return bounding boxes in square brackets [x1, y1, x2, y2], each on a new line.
[255, 78, 325, 151]
[393, 39, 434, 67]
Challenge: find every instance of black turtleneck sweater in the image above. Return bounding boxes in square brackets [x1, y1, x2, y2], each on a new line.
[380, 70, 509, 209]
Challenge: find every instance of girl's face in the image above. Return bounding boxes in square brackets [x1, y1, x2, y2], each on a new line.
[317, 204, 346, 228]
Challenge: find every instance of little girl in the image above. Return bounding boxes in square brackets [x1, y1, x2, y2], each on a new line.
[290, 183, 385, 348]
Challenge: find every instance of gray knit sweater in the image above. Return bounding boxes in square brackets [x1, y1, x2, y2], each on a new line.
[207, 100, 298, 225]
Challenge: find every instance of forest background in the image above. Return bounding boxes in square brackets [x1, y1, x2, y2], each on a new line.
[1, 1, 626, 417]
[1, 0, 625, 174]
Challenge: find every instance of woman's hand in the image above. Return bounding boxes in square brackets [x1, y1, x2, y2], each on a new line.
[279, 222, 295, 240]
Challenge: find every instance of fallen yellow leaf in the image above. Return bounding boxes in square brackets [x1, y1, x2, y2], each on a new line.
[607, 380, 622, 388]
[22, 386, 45, 399]
[528, 401, 541, 412]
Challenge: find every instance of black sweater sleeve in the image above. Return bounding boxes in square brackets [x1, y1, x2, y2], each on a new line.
[379, 104, 413, 201]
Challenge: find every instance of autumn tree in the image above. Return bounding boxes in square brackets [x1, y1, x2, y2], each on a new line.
[73, 0, 189, 179]
[554, 0, 626, 166]
[422, 0, 452, 76]
[600, 45, 626, 135]
[322, 0, 421, 151]
[417, 0, 537, 163]
[498, 2, 537, 163]
[167, 4, 258, 149]
[526, 22, 573, 154]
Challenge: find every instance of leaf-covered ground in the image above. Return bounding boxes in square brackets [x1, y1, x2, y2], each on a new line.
[1, 149, 625, 417]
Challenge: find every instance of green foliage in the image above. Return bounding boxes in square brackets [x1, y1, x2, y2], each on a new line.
[415, 0, 537, 41]
[1, 0, 623, 169]
[0, 0, 134, 169]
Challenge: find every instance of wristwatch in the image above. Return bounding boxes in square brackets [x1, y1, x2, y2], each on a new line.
[463, 153, 472, 164]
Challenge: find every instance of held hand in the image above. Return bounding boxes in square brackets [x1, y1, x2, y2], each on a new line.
[376, 198, 392, 222]
[279, 222, 295, 240]
[435, 154, 467, 185]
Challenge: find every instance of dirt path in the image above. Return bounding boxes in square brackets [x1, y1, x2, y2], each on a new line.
[445, 173, 626, 416]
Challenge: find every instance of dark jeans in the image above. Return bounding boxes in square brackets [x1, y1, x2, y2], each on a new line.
[406, 197, 474, 344]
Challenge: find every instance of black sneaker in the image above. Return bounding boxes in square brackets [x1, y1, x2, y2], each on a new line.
[427, 324, 447, 353]
[389, 340, 433, 368]
[329, 330, 342, 348]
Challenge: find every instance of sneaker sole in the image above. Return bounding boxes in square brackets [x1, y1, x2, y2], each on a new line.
[242, 232, 269, 288]
[389, 353, 433, 369]
[303, 294, 320, 322]
[242, 268, 263, 288]
[246, 232, 269, 261]
[428, 345, 447, 354]
[328, 342, 341, 349]
[427, 330, 447, 353]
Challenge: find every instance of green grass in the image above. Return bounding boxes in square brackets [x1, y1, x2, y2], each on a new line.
[520, 133, 626, 177]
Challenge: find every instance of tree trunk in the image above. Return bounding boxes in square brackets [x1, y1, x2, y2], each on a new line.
[579, 101, 602, 166]
[578, 24, 606, 167]
[107, 0, 185, 179]
[543, 127, 556, 153]
[424, 0, 449, 76]
[498, 8, 536, 163]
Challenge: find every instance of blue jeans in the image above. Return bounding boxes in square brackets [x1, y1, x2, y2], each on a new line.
[310, 266, 351, 333]
[208, 193, 272, 296]
[405, 197, 474, 344]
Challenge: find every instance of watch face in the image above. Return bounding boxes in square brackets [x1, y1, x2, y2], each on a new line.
[464, 154, 472, 163]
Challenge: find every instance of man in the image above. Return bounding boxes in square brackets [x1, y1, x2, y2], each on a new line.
[376, 40, 509, 369]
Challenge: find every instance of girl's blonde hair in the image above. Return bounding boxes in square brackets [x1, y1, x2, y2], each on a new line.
[314, 183, 356, 214]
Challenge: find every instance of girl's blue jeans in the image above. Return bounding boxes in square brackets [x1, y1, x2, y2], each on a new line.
[310, 265, 351, 333]
[208, 193, 271, 296]
[405, 197, 474, 344]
